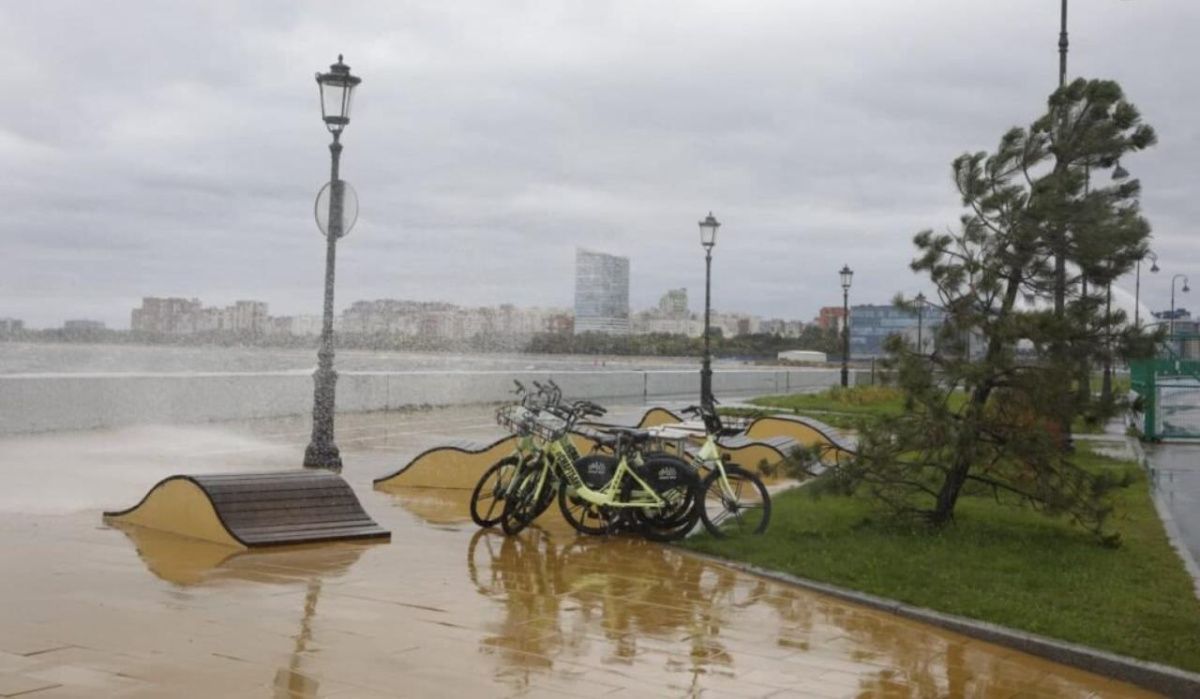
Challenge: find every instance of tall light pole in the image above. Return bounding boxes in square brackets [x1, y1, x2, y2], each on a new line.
[1170, 274, 1190, 340]
[698, 213, 720, 407]
[840, 265, 853, 387]
[1052, 0, 1069, 321]
[304, 55, 362, 471]
[1134, 250, 1158, 327]
[915, 292, 926, 354]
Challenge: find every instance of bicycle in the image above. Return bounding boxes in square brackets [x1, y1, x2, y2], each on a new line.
[556, 425, 700, 541]
[469, 380, 556, 528]
[499, 398, 603, 535]
[501, 401, 700, 541]
[671, 402, 772, 537]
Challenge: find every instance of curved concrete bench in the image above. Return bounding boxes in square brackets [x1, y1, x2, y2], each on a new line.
[713, 434, 799, 476]
[104, 471, 390, 549]
[375, 407, 671, 491]
[374, 436, 518, 490]
[637, 407, 684, 429]
[742, 414, 857, 465]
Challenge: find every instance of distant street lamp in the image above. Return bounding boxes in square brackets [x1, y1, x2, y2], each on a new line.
[304, 55, 362, 471]
[1170, 274, 1190, 339]
[698, 212, 720, 406]
[839, 265, 853, 387]
[1134, 250, 1158, 327]
[915, 292, 926, 354]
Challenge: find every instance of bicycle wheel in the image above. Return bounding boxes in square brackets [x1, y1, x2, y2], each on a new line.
[699, 465, 771, 537]
[558, 482, 617, 536]
[500, 466, 546, 535]
[469, 456, 521, 528]
[633, 456, 701, 542]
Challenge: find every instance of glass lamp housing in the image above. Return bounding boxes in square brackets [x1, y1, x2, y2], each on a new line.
[316, 55, 362, 133]
[699, 212, 720, 250]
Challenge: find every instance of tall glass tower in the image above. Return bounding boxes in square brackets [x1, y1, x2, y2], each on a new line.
[574, 249, 630, 335]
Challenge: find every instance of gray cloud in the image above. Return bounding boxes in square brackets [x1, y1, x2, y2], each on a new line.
[1, 0, 1196, 328]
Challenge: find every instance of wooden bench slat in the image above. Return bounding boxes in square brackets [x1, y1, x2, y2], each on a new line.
[236, 521, 376, 538]
[240, 527, 388, 544]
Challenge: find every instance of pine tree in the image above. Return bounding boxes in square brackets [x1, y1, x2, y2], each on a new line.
[833, 79, 1157, 542]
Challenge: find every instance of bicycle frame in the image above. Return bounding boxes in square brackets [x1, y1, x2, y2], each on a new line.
[510, 427, 587, 508]
[559, 451, 667, 509]
[694, 435, 737, 500]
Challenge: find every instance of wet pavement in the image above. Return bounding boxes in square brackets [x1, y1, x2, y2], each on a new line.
[0, 405, 1160, 697]
[1145, 442, 1200, 567]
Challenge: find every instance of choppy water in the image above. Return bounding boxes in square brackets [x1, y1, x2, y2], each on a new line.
[0, 342, 704, 375]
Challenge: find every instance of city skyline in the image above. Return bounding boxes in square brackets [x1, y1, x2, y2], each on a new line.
[2, 3, 1197, 330]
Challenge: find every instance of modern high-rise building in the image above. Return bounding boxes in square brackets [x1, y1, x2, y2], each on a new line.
[574, 249, 630, 335]
[849, 304, 948, 357]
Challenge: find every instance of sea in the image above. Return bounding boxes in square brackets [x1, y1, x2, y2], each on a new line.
[0, 342, 704, 376]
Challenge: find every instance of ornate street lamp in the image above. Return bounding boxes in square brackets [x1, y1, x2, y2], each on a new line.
[915, 292, 926, 354]
[1134, 250, 1158, 327]
[304, 55, 362, 471]
[1170, 274, 1190, 339]
[698, 212, 720, 407]
[839, 265, 853, 387]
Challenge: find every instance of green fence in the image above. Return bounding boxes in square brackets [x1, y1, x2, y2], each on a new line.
[1130, 336, 1200, 440]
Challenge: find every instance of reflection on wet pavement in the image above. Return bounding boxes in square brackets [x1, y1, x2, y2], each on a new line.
[0, 406, 1161, 697]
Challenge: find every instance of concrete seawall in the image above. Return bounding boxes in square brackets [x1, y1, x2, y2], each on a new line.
[0, 367, 843, 435]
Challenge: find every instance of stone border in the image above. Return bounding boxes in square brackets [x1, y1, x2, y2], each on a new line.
[682, 550, 1200, 697]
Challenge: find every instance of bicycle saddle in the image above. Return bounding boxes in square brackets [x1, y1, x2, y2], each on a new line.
[606, 426, 654, 445]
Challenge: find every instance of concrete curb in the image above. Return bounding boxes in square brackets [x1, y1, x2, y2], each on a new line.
[681, 550, 1200, 697]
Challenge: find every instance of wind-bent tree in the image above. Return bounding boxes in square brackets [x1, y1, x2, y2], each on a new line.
[830, 79, 1156, 541]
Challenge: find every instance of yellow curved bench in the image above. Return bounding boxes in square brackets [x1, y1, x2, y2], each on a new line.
[374, 407, 669, 491]
[373, 436, 519, 491]
[742, 414, 856, 465]
[637, 407, 684, 429]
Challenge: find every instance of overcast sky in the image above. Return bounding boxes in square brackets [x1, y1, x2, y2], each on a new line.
[1, 1, 1196, 329]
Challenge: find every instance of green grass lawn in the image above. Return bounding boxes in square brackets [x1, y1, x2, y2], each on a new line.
[736, 386, 948, 430]
[741, 386, 1105, 433]
[683, 446, 1200, 673]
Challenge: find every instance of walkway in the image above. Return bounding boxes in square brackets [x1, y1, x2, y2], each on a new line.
[1144, 442, 1200, 569]
[0, 405, 1157, 697]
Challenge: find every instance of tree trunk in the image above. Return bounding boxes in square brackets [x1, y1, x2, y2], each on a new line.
[930, 272, 1019, 524]
[930, 390, 986, 525]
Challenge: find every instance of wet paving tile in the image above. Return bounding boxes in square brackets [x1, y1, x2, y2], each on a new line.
[0, 405, 1166, 697]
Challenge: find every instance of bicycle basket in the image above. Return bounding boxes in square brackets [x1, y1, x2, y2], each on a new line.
[496, 404, 534, 434]
[530, 413, 568, 442]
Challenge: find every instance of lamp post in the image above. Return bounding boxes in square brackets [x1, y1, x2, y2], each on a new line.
[304, 55, 362, 471]
[698, 213, 720, 407]
[1051, 0, 1070, 322]
[915, 292, 926, 354]
[839, 265, 853, 387]
[1170, 274, 1190, 340]
[1134, 251, 1158, 327]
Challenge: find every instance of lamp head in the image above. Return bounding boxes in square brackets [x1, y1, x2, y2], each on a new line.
[316, 54, 362, 133]
[698, 212, 720, 250]
[839, 264, 853, 290]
